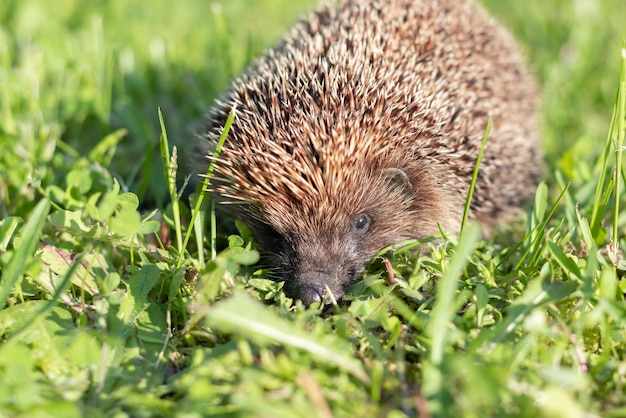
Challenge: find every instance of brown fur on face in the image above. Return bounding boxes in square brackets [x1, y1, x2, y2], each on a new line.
[196, 0, 541, 305]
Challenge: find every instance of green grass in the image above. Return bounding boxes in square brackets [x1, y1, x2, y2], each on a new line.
[0, 0, 625, 416]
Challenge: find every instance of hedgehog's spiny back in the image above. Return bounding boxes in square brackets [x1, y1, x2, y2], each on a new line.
[201, 0, 537, 218]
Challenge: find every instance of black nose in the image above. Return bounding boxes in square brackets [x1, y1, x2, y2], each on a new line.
[300, 285, 329, 307]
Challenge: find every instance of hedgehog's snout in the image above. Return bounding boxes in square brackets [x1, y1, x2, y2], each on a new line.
[299, 284, 330, 307]
[296, 267, 348, 307]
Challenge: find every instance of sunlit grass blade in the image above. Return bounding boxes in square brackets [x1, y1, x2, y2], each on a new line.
[178, 105, 236, 268]
[158, 108, 183, 253]
[611, 46, 626, 247]
[189, 192, 207, 265]
[460, 118, 491, 235]
[0, 198, 51, 309]
[513, 183, 569, 270]
[422, 222, 481, 413]
[590, 45, 626, 243]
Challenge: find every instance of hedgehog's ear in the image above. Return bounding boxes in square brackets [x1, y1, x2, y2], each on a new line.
[382, 168, 413, 198]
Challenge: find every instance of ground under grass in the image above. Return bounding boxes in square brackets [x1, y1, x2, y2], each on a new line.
[1, 0, 625, 417]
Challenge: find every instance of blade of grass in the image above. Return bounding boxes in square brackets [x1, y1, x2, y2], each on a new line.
[589, 47, 625, 242]
[426, 222, 481, 363]
[210, 199, 217, 260]
[422, 222, 481, 413]
[0, 198, 51, 309]
[460, 118, 492, 235]
[612, 46, 626, 247]
[158, 108, 183, 253]
[177, 105, 237, 269]
[189, 192, 207, 266]
[513, 183, 570, 270]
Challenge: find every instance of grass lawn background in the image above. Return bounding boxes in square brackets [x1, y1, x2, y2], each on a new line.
[1, 0, 625, 416]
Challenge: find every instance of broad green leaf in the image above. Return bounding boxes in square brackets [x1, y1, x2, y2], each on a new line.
[117, 192, 140, 211]
[98, 183, 121, 220]
[169, 268, 185, 301]
[228, 234, 244, 248]
[114, 264, 161, 338]
[49, 209, 97, 234]
[39, 244, 99, 295]
[229, 248, 260, 265]
[139, 220, 161, 235]
[109, 206, 141, 237]
[66, 167, 93, 194]
[45, 184, 67, 206]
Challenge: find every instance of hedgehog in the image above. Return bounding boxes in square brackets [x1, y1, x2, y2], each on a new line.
[195, 0, 540, 306]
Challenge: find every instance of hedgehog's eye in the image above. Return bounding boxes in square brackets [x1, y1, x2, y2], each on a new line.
[352, 213, 371, 233]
